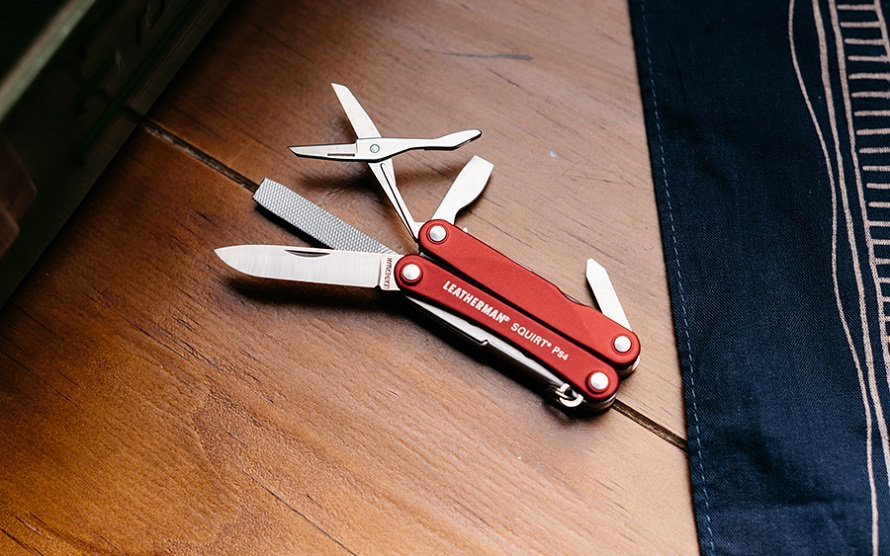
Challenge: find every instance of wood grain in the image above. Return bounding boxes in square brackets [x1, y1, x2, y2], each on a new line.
[149, 0, 686, 438]
[0, 131, 695, 554]
[0, 0, 698, 553]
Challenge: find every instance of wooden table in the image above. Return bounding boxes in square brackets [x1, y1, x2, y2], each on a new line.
[0, 1, 697, 553]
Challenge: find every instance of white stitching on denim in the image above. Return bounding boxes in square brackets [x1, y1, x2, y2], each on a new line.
[638, 0, 716, 553]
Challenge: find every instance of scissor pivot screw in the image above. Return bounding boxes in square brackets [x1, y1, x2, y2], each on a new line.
[401, 263, 422, 283]
[370, 143, 380, 153]
[588, 372, 610, 393]
[428, 225, 447, 243]
[613, 335, 632, 353]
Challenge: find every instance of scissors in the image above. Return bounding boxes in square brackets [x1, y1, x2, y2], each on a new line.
[216, 84, 640, 411]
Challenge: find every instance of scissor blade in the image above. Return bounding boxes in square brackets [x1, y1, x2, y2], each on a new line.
[332, 83, 381, 139]
[215, 245, 402, 291]
[329, 83, 420, 239]
[368, 159, 421, 239]
[432, 155, 493, 224]
[289, 143, 357, 159]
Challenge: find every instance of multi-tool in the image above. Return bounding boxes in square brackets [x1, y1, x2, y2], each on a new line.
[216, 84, 640, 411]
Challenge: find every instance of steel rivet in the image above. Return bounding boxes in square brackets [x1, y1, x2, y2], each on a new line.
[370, 143, 380, 153]
[614, 335, 632, 353]
[588, 372, 610, 393]
[428, 225, 447, 243]
[401, 263, 422, 283]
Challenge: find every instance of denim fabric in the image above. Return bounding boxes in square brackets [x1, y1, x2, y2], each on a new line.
[630, 0, 890, 553]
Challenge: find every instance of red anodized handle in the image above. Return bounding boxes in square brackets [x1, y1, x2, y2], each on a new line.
[417, 220, 640, 370]
[395, 254, 619, 403]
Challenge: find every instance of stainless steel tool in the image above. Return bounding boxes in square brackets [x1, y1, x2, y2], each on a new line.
[216, 85, 640, 411]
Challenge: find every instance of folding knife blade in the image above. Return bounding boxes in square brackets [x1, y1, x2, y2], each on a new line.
[215, 245, 402, 291]
[248, 177, 603, 410]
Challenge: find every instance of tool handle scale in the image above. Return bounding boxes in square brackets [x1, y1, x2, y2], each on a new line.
[395, 254, 619, 404]
[418, 220, 640, 370]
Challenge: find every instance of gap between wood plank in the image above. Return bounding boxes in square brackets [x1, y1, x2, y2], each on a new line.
[138, 116, 689, 454]
[139, 116, 257, 192]
[612, 400, 687, 452]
